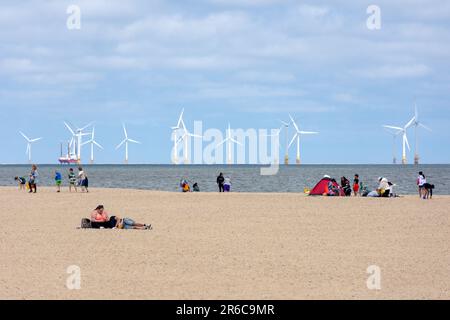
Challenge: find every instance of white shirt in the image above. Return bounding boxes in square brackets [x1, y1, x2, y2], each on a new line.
[418, 175, 426, 186]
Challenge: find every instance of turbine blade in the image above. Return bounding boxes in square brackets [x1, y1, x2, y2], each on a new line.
[80, 122, 94, 131]
[215, 139, 227, 148]
[288, 134, 297, 148]
[19, 131, 30, 141]
[64, 122, 75, 136]
[177, 108, 185, 127]
[299, 131, 318, 135]
[116, 139, 126, 150]
[230, 138, 243, 146]
[405, 117, 415, 129]
[128, 139, 141, 144]
[122, 124, 128, 139]
[289, 114, 300, 132]
[419, 123, 432, 132]
[30, 137, 43, 142]
[93, 141, 104, 149]
[383, 125, 403, 131]
[404, 134, 410, 151]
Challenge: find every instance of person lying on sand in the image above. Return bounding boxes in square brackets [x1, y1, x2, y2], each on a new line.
[89, 205, 151, 230]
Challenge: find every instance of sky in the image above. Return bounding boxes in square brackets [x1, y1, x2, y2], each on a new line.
[0, 0, 449, 164]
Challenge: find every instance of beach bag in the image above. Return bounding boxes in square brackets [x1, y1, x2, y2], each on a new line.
[81, 218, 92, 229]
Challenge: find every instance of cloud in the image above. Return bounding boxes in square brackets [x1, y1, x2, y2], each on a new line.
[354, 64, 432, 79]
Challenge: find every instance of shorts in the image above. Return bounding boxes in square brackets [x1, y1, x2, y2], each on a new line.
[123, 218, 135, 229]
[353, 184, 359, 192]
[56, 180, 62, 186]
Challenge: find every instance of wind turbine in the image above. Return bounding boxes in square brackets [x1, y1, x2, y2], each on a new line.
[81, 127, 103, 164]
[64, 121, 92, 163]
[383, 127, 402, 164]
[19, 131, 42, 163]
[116, 124, 141, 164]
[216, 123, 242, 165]
[383, 116, 415, 165]
[288, 114, 319, 165]
[278, 119, 290, 165]
[171, 108, 184, 164]
[411, 103, 432, 164]
[177, 118, 202, 164]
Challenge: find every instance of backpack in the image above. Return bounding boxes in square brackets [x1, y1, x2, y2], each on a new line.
[81, 218, 92, 229]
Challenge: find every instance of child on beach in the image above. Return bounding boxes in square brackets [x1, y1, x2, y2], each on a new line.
[68, 168, 77, 192]
[223, 176, 232, 192]
[14, 176, 27, 191]
[55, 171, 62, 192]
[417, 171, 426, 198]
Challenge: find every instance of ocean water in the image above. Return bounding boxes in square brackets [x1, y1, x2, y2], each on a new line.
[0, 164, 449, 194]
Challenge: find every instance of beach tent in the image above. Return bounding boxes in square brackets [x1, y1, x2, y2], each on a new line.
[309, 177, 344, 196]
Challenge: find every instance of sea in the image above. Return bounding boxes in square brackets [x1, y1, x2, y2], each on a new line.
[0, 164, 448, 194]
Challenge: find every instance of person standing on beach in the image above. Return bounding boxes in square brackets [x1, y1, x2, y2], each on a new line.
[55, 171, 62, 193]
[28, 165, 38, 193]
[78, 167, 89, 193]
[417, 171, 426, 198]
[216, 172, 225, 192]
[353, 174, 360, 196]
[68, 168, 77, 192]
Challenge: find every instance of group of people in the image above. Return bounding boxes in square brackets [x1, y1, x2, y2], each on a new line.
[179, 172, 232, 193]
[15, 165, 89, 193]
[83, 205, 152, 230]
[417, 171, 435, 199]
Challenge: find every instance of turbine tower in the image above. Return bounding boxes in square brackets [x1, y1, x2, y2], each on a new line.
[171, 108, 184, 164]
[177, 118, 202, 164]
[383, 116, 415, 165]
[81, 127, 103, 164]
[288, 114, 319, 165]
[216, 123, 242, 165]
[279, 119, 289, 165]
[383, 127, 402, 164]
[411, 103, 432, 165]
[116, 124, 141, 164]
[19, 131, 42, 163]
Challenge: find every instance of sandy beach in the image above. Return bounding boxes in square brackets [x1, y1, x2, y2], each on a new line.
[0, 186, 448, 300]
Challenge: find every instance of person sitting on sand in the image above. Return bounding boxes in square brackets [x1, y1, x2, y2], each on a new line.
[90, 205, 151, 230]
[14, 176, 27, 191]
[327, 179, 339, 196]
[193, 183, 200, 192]
[340, 176, 351, 196]
[180, 179, 191, 192]
[377, 177, 391, 197]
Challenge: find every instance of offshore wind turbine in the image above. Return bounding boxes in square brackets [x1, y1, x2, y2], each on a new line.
[383, 116, 415, 165]
[383, 127, 402, 164]
[279, 119, 290, 165]
[81, 127, 103, 164]
[19, 131, 42, 163]
[171, 108, 184, 164]
[411, 103, 432, 164]
[177, 118, 202, 164]
[288, 114, 319, 165]
[116, 124, 141, 164]
[216, 123, 242, 165]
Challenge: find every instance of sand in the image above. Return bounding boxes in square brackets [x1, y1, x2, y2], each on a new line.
[0, 186, 448, 300]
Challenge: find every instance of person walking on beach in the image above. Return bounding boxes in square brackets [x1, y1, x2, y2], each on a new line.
[417, 171, 426, 198]
[28, 165, 38, 193]
[78, 167, 89, 193]
[216, 172, 225, 192]
[68, 168, 77, 192]
[55, 170, 62, 193]
[353, 174, 360, 196]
